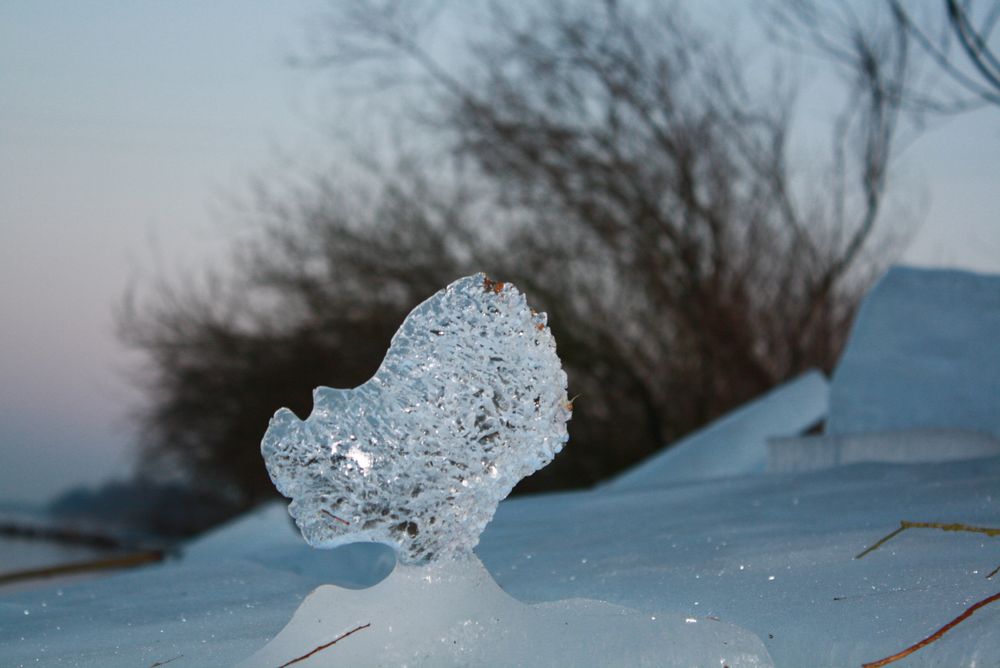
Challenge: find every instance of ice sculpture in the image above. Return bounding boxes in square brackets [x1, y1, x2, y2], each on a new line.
[250, 275, 774, 667]
[261, 274, 571, 563]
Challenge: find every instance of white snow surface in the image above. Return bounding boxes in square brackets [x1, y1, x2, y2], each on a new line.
[240, 556, 770, 667]
[828, 266, 1000, 438]
[4, 452, 999, 666]
[605, 371, 828, 490]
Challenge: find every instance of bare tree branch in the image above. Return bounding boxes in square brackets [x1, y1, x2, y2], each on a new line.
[121, 0, 907, 501]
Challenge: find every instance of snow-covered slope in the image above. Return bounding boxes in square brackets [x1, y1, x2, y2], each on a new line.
[605, 371, 828, 490]
[769, 428, 1000, 473]
[4, 453, 999, 666]
[829, 266, 1000, 438]
[486, 458, 1000, 667]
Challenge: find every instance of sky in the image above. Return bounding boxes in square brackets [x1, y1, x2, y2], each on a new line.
[0, 2, 997, 504]
[0, 1, 322, 503]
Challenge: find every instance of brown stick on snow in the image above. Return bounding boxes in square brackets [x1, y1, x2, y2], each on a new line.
[277, 622, 371, 668]
[856, 521, 1000, 560]
[861, 591, 1000, 668]
[0, 550, 165, 585]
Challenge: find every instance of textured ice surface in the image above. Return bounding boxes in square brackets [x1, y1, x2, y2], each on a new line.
[262, 274, 570, 563]
[240, 556, 773, 668]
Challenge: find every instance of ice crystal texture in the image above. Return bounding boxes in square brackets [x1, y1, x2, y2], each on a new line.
[262, 274, 571, 563]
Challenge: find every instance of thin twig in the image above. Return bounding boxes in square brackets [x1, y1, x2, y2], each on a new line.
[150, 655, 183, 667]
[277, 622, 371, 668]
[856, 521, 1000, 559]
[0, 550, 165, 585]
[861, 591, 1000, 667]
[855, 525, 906, 559]
[321, 509, 351, 526]
[986, 564, 1000, 580]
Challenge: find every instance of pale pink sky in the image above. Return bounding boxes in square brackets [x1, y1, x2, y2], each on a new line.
[1, 1, 997, 503]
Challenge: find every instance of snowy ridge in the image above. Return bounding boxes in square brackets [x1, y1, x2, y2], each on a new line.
[829, 266, 1000, 437]
[605, 370, 828, 490]
[769, 428, 1000, 473]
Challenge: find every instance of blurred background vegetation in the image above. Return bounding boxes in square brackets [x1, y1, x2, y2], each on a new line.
[52, 0, 996, 537]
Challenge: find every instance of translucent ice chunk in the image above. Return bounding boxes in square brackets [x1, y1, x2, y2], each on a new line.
[261, 274, 571, 564]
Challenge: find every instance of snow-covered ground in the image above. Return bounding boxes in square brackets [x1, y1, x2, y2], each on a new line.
[3, 455, 998, 666]
[3, 265, 998, 666]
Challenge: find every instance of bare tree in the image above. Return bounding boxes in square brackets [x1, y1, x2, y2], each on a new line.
[768, 0, 1000, 114]
[123, 0, 905, 505]
[121, 165, 485, 503]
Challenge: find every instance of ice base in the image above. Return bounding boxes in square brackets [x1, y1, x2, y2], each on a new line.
[240, 555, 773, 667]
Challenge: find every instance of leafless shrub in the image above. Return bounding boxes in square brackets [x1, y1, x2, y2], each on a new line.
[122, 0, 906, 504]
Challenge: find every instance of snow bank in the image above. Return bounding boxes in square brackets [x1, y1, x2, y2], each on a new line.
[828, 266, 1000, 438]
[5, 454, 998, 666]
[605, 371, 827, 489]
[481, 455, 1000, 667]
[769, 428, 1000, 473]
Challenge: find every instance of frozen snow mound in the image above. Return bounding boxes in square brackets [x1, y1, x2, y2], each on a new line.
[828, 266, 1000, 438]
[240, 556, 773, 668]
[262, 274, 571, 564]
[605, 371, 827, 490]
[768, 428, 1000, 473]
